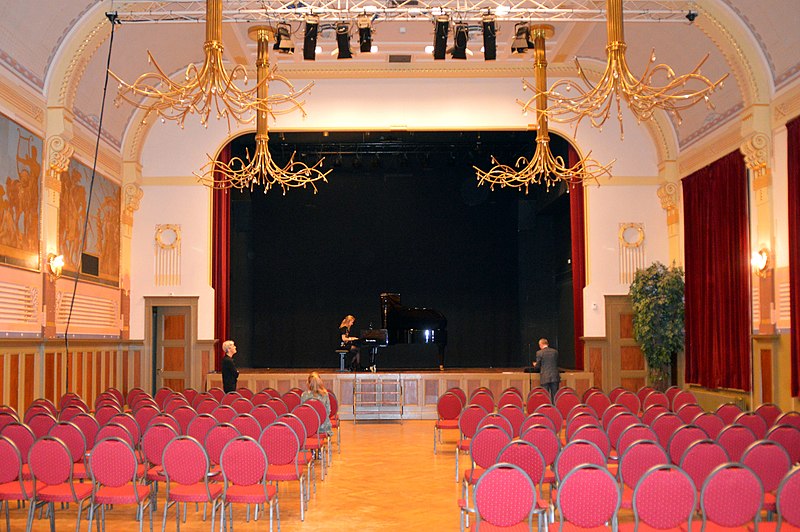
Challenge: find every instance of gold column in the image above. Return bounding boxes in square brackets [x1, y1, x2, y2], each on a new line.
[657, 179, 681, 267]
[120, 171, 143, 340]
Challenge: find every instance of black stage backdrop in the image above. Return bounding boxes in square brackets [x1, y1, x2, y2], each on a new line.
[228, 131, 576, 370]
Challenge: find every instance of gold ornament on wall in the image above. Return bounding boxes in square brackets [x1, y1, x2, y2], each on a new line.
[619, 222, 645, 284]
[155, 224, 181, 286]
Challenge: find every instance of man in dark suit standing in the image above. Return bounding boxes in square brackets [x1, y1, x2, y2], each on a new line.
[534, 338, 560, 401]
[221, 339, 239, 393]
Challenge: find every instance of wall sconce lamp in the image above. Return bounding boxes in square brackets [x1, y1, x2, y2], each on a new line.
[47, 253, 65, 281]
[751, 247, 771, 277]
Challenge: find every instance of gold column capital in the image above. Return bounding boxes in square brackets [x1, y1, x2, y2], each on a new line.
[740, 132, 771, 188]
[45, 134, 73, 193]
[121, 182, 144, 227]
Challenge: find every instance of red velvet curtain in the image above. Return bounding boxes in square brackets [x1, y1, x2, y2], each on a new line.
[568, 144, 586, 371]
[212, 143, 232, 372]
[682, 150, 750, 391]
[787, 117, 800, 396]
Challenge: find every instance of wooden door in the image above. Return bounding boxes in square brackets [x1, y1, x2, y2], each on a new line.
[156, 306, 190, 392]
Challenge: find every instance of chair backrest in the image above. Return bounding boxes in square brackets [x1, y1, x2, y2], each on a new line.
[109, 412, 142, 444]
[618, 439, 668, 490]
[204, 422, 241, 465]
[328, 391, 339, 418]
[29, 398, 58, 417]
[259, 421, 300, 470]
[186, 412, 217, 443]
[554, 386, 576, 401]
[212, 404, 237, 424]
[667, 424, 708, 465]
[0, 422, 35, 464]
[469, 391, 495, 413]
[766, 424, 800, 464]
[458, 404, 488, 439]
[0, 410, 19, 432]
[134, 404, 160, 433]
[534, 403, 563, 432]
[231, 413, 263, 440]
[221, 391, 242, 406]
[0, 435, 24, 490]
[305, 398, 328, 426]
[581, 386, 603, 403]
[586, 391, 612, 419]
[734, 411, 768, 439]
[525, 391, 551, 414]
[754, 402, 782, 428]
[26, 412, 57, 439]
[608, 387, 626, 403]
[636, 386, 655, 406]
[154, 387, 173, 409]
[496, 440, 545, 490]
[162, 435, 210, 486]
[571, 425, 612, 458]
[477, 413, 512, 438]
[616, 423, 658, 456]
[700, 463, 763, 529]
[740, 439, 791, 494]
[236, 387, 254, 400]
[96, 422, 135, 447]
[497, 390, 523, 409]
[90, 437, 140, 490]
[171, 405, 197, 435]
[641, 404, 669, 426]
[437, 391, 462, 421]
[566, 412, 601, 441]
[651, 412, 683, 448]
[472, 463, 536, 530]
[281, 391, 302, 411]
[142, 422, 179, 467]
[230, 397, 254, 415]
[555, 391, 580, 421]
[566, 403, 597, 424]
[776, 466, 800, 528]
[607, 411, 641, 451]
[220, 436, 267, 489]
[28, 436, 75, 488]
[554, 439, 607, 482]
[775, 411, 800, 430]
[670, 390, 697, 413]
[676, 403, 704, 424]
[191, 392, 217, 409]
[266, 398, 289, 416]
[615, 391, 641, 416]
[196, 398, 219, 415]
[601, 404, 629, 431]
[182, 388, 198, 406]
[71, 412, 100, 449]
[715, 402, 743, 425]
[497, 404, 524, 438]
[59, 404, 86, 421]
[643, 391, 669, 411]
[470, 386, 494, 400]
[95, 403, 122, 426]
[521, 412, 556, 434]
[294, 403, 321, 438]
[520, 424, 561, 467]
[48, 421, 87, 464]
[632, 465, 696, 531]
[251, 391, 272, 406]
[259, 387, 281, 399]
[278, 413, 307, 445]
[146, 412, 180, 434]
[556, 464, 621, 529]
[678, 439, 729, 491]
[23, 404, 52, 424]
[469, 424, 512, 471]
[208, 387, 225, 402]
[691, 412, 725, 439]
[716, 423, 757, 462]
[250, 404, 278, 430]
[447, 387, 467, 407]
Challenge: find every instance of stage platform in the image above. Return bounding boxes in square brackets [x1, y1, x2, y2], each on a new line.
[205, 368, 594, 420]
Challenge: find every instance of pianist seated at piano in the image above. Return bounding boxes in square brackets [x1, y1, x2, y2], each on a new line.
[339, 314, 361, 371]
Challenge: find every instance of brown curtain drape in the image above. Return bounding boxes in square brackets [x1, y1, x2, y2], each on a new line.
[212, 143, 232, 372]
[682, 150, 750, 391]
[788, 117, 800, 396]
[568, 144, 586, 371]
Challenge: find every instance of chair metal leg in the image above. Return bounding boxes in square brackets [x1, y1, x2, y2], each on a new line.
[161, 500, 169, 532]
[48, 502, 55, 532]
[4, 500, 10, 532]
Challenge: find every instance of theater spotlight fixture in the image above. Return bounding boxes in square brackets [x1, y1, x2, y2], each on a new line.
[273, 22, 295, 54]
[432, 14, 449, 60]
[357, 14, 373, 53]
[511, 23, 534, 54]
[449, 23, 469, 59]
[303, 14, 319, 60]
[482, 13, 496, 61]
[336, 22, 352, 59]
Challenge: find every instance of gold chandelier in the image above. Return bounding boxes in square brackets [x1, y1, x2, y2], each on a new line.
[537, 0, 728, 138]
[475, 25, 613, 193]
[110, 0, 311, 129]
[196, 26, 330, 193]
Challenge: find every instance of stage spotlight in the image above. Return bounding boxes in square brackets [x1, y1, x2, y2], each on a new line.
[357, 14, 373, 53]
[273, 22, 295, 54]
[432, 14, 449, 60]
[303, 15, 319, 60]
[449, 23, 469, 59]
[511, 22, 534, 54]
[336, 22, 352, 59]
[482, 14, 496, 61]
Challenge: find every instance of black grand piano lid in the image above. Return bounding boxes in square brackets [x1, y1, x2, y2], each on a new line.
[380, 292, 447, 334]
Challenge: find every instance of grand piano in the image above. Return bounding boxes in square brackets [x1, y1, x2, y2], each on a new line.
[379, 292, 448, 370]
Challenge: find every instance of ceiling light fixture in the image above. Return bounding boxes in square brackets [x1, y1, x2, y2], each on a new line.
[336, 22, 353, 59]
[432, 14, 449, 60]
[449, 23, 469, 59]
[482, 13, 497, 61]
[303, 14, 319, 60]
[357, 14, 373, 53]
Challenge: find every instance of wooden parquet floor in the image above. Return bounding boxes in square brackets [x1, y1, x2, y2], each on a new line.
[12, 420, 466, 532]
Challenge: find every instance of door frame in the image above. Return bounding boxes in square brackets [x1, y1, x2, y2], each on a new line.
[143, 296, 199, 394]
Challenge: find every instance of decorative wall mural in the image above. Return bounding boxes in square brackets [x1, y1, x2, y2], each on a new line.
[59, 159, 120, 286]
[0, 113, 41, 270]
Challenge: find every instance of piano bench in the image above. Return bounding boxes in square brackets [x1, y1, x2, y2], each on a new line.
[335, 349, 349, 372]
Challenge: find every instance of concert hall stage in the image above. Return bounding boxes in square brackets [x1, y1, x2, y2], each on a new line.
[205, 368, 594, 420]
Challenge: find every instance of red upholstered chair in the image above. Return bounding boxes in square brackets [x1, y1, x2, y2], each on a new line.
[277, 414, 315, 497]
[95, 403, 122, 426]
[616, 424, 658, 456]
[230, 413, 262, 440]
[447, 387, 467, 407]
[566, 412, 601, 441]
[526, 390, 552, 414]
[498, 390, 524, 409]
[28, 398, 58, 418]
[692, 412, 726, 439]
[328, 390, 341, 453]
[554, 386, 576, 401]
[621, 464, 696, 532]
[204, 423, 241, 473]
[470, 387, 494, 401]
[71, 412, 101, 450]
[602, 404, 630, 432]
[235, 387, 254, 400]
[221, 392, 242, 406]
[455, 404, 488, 482]
[462, 424, 512, 510]
[230, 398, 253, 415]
[666, 424, 708, 465]
[469, 391, 495, 414]
[23, 404, 52, 425]
[461, 463, 538, 532]
[555, 392, 580, 423]
[135, 404, 161, 434]
[643, 391, 669, 411]
[764, 467, 800, 532]
[0, 435, 31, 531]
[153, 387, 173, 410]
[608, 412, 644, 453]
[566, 404, 597, 424]
[25, 412, 57, 440]
[293, 404, 328, 480]
[735, 412, 769, 440]
[650, 412, 683, 449]
[145, 412, 180, 435]
[477, 413, 513, 439]
[766, 424, 800, 464]
[636, 386, 655, 407]
[498, 404, 525, 438]
[182, 388, 198, 407]
[679, 439, 729, 495]
[305, 397, 332, 463]
[740, 440, 791, 513]
[551, 464, 620, 532]
[617, 439, 668, 510]
[553, 440, 607, 484]
[251, 391, 271, 406]
[699, 463, 763, 531]
[582, 387, 603, 403]
[615, 391, 641, 417]
[161, 435, 222, 531]
[717, 423, 757, 462]
[715, 402, 744, 425]
[664, 386, 680, 404]
[219, 436, 278, 532]
[186, 413, 217, 444]
[609, 387, 627, 403]
[259, 421, 307, 521]
[142, 422, 179, 510]
[281, 391, 301, 412]
[250, 405, 278, 432]
[571, 425, 612, 462]
[109, 412, 143, 446]
[191, 392, 216, 410]
[0, 423, 35, 480]
[753, 403, 782, 428]
[676, 403, 704, 424]
[47, 421, 88, 480]
[260, 387, 281, 399]
[434, 391, 462, 454]
[266, 398, 288, 416]
[87, 437, 152, 532]
[97, 422, 135, 448]
[522, 413, 557, 434]
[0, 411, 18, 433]
[26, 436, 92, 532]
[208, 387, 225, 402]
[642, 404, 669, 426]
[586, 391, 612, 419]
[535, 404, 564, 433]
[774, 411, 800, 430]
[521, 424, 562, 485]
[169, 405, 196, 436]
[164, 394, 191, 414]
[211, 404, 237, 424]
[196, 398, 219, 416]
[670, 390, 697, 413]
